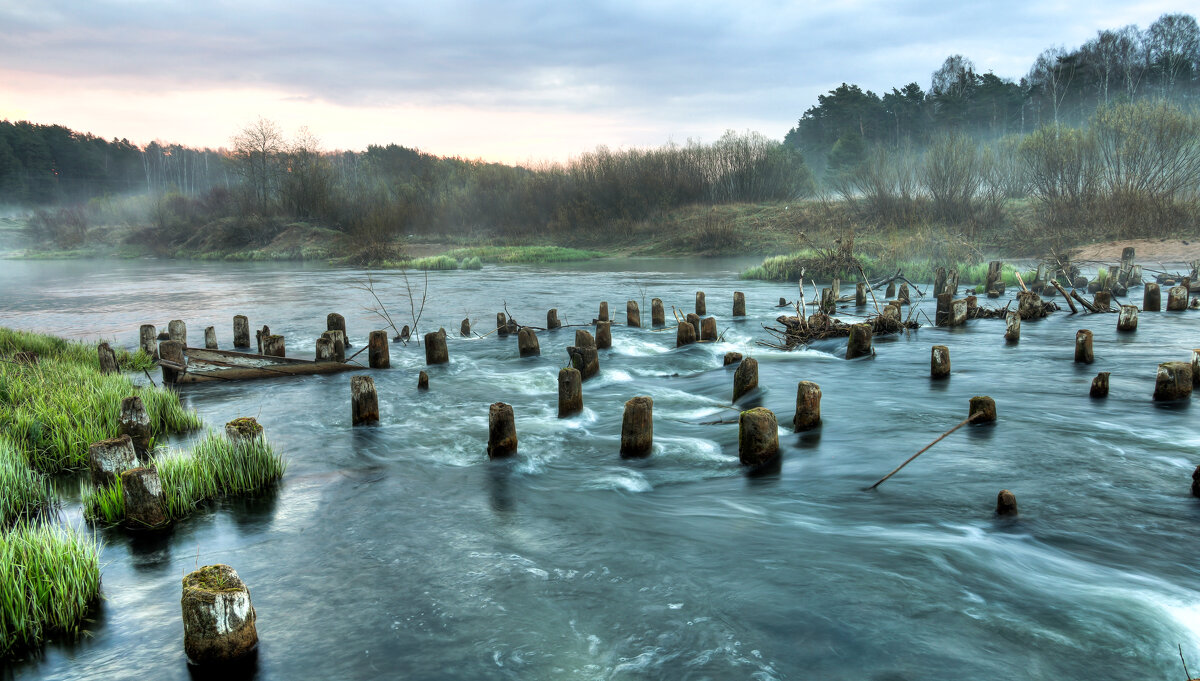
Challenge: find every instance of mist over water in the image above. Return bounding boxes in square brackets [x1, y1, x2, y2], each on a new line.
[3, 258, 1199, 680]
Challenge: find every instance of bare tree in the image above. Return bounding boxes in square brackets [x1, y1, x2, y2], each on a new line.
[1147, 13, 1200, 96]
[231, 117, 285, 213]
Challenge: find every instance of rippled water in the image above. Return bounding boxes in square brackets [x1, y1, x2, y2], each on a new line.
[3, 258, 1199, 680]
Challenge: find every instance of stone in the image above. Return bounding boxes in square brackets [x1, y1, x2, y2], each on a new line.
[738, 408, 779, 466]
[181, 564, 258, 665]
[88, 434, 138, 486]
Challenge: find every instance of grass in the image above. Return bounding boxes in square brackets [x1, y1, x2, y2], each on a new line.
[82, 431, 286, 524]
[0, 520, 101, 658]
[739, 250, 885, 283]
[459, 256, 483, 270]
[0, 437, 54, 527]
[0, 328, 155, 373]
[959, 262, 1021, 286]
[0, 328, 201, 474]
[410, 254, 459, 271]
[443, 246, 605, 263]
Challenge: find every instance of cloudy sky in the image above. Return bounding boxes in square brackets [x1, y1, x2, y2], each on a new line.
[0, 1, 1187, 163]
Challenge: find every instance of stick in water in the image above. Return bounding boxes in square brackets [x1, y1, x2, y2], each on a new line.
[863, 412, 983, 491]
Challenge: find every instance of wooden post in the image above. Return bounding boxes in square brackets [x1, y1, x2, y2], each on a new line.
[676, 322, 697, 347]
[733, 357, 758, 402]
[820, 288, 834, 313]
[733, 291, 746, 317]
[936, 293, 952, 326]
[139, 325, 159, 359]
[368, 330, 390, 368]
[985, 261, 1002, 294]
[627, 300, 641, 328]
[460, 318, 471, 336]
[1004, 310, 1020, 342]
[1075, 330, 1094, 364]
[233, 315, 250, 348]
[738, 408, 779, 466]
[832, 278, 841, 300]
[898, 283, 910, 305]
[204, 326, 218, 349]
[351, 375, 379, 425]
[778, 297, 787, 306]
[793, 381, 821, 431]
[934, 267, 947, 296]
[950, 298, 968, 326]
[930, 345, 950, 379]
[946, 269, 959, 296]
[182, 564, 258, 665]
[695, 291, 706, 315]
[224, 417, 262, 443]
[418, 371, 429, 390]
[168, 320, 187, 346]
[322, 331, 346, 362]
[598, 301, 609, 323]
[595, 321, 612, 349]
[424, 329, 449, 365]
[119, 396, 152, 459]
[723, 351, 743, 366]
[487, 402, 518, 459]
[256, 325, 269, 354]
[846, 323, 872, 359]
[88, 434, 137, 485]
[315, 337, 334, 361]
[1093, 291, 1112, 311]
[1090, 372, 1110, 398]
[575, 329, 596, 348]
[97, 342, 119, 374]
[121, 467, 167, 528]
[855, 282, 866, 307]
[620, 396, 653, 458]
[496, 313, 509, 337]
[558, 367, 582, 417]
[547, 309, 561, 329]
[159, 340, 185, 383]
[1117, 304, 1138, 332]
[1144, 283, 1161, 311]
[1167, 286, 1188, 311]
[566, 345, 599, 380]
[885, 282, 896, 298]
[327, 313, 349, 346]
[996, 490, 1018, 516]
[1153, 362, 1193, 401]
[968, 396, 997, 423]
[1192, 466, 1200, 498]
[1193, 349, 1200, 387]
[262, 334, 285, 358]
[651, 298, 665, 327]
[700, 317, 717, 341]
[518, 327, 540, 357]
[686, 313, 701, 338]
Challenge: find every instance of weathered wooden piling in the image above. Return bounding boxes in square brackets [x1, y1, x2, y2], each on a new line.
[936, 293, 952, 326]
[793, 381, 821, 432]
[930, 345, 950, 379]
[121, 466, 167, 528]
[739, 408, 779, 466]
[505, 318, 518, 335]
[97, 342, 119, 374]
[1073, 276, 1088, 289]
[256, 325, 270, 354]
[950, 298, 968, 326]
[855, 282, 867, 307]
[1153, 362, 1193, 401]
[820, 288, 835, 313]
[985, 261, 1002, 294]
[969, 396, 997, 423]
[1004, 310, 1021, 342]
[596, 321, 612, 349]
[1090, 372, 1110, 398]
[89, 434, 138, 485]
[233, 315, 250, 348]
[620, 396, 653, 458]
[882, 301, 902, 322]
[460, 318, 471, 336]
[1093, 291, 1112, 311]
[676, 321, 697, 347]
[778, 297, 788, 306]
[139, 325, 159, 359]
[686, 313, 701, 338]
[651, 298, 665, 327]
[518, 327, 540, 357]
[1018, 291, 1045, 320]
[627, 300, 641, 328]
[1193, 349, 1200, 387]
[695, 291, 706, 315]
[321, 331, 346, 362]
[424, 329, 449, 365]
[700, 317, 718, 341]
[733, 291, 746, 317]
[723, 351, 743, 366]
[996, 490, 1018, 516]
[1193, 466, 1200, 498]
[885, 282, 896, 298]
[326, 313, 349, 346]
[898, 283, 910, 305]
[934, 267, 947, 296]
[733, 357, 758, 402]
[351, 375, 379, 425]
[1167, 285, 1188, 311]
[487, 402, 518, 459]
[598, 301, 609, 322]
[575, 329, 596, 348]
[846, 323, 872, 359]
[262, 334, 285, 358]
[1117, 304, 1138, 332]
[368, 330, 389, 368]
[119, 396, 152, 459]
[1075, 330, 1094, 364]
[1144, 283, 1161, 311]
[946, 269, 959, 296]
[547, 309, 561, 330]
[159, 340, 184, 383]
[168, 320, 187, 346]
[558, 367, 583, 417]
[567, 345, 599, 379]
[204, 326, 218, 349]
[496, 313, 509, 337]
[418, 370, 429, 390]
[181, 564, 258, 666]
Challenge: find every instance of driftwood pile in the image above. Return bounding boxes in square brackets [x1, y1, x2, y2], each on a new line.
[762, 311, 917, 350]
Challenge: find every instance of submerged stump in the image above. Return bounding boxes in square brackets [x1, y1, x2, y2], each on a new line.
[547, 309, 561, 330]
[351, 375, 379, 425]
[168, 320, 187, 346]
[1117, 305, 1138, 332]
[1144, 283, 1161, 312]
[723, 351, 743, 366]
[181, 564, 258, 666]
[596, 321, 612, 349]
[733, 291, 746, 317]
[686, 313, 701, 338]
[368, 330, 389, 368]
[793, 381, 821, 432]
[140, 324, 159, 359]
[122, 466, 167, 528]
[1004, 310, 1021, 342]
[598, 302, 609, 323]
[846, 323, 872, 359]
[566, 345, 599, 380]
[931, 345, 950, 379]
[89, 434, 138, 486]
[418, 370, 429, 390]
[996, 490, 1018, 516]
[233, 315, 250, 348]
[1167, 286, 1188, 311]
[262, 334, 285, 358]
[1090, 372, 1110, 398]
[461, 318, 471, 337]
[676, 322, 697, 347]
[733, 357, 758, 403]
[651, 298, 665, 327]
[739, 408, 779, 466]
[1094, 291, 1112, 312]
[496, 313, 509, 337]
[487, 402, 518, 459]
[315, 337, 334, 362]
[518, 327, 541, 357]
[558, 367, 583, 417]
[855, 282, 866, 307]
[425, 329, 449, 365]
[327, 313, 349, 346]
[700, 317, 717, 341]
[695, 291, 706, 316]
[98, 342, 119, 375]
[1075, 330, 1094, 364]
[620, 396, 653, 458]
[224, 417, 263, 443]
[627, 300, 641, 328]
[204, 326, 218, 350]
[969, 396, 997, 424]
[119, 396, 153, 459]
[159, 340, 185, 383]
[1154, 362, 1193, 401]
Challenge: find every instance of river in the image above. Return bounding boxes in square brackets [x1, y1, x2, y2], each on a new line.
[2, 257, 1199, 680]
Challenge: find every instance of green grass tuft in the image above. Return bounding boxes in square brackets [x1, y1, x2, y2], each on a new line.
[0, 437, 54, 527]
[459, 256, 483, 270]
[410, 255, 459, 271]
[443, 246, 604, 264]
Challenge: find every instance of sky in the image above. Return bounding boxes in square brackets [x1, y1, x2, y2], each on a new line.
[0, 1, 1189, 164]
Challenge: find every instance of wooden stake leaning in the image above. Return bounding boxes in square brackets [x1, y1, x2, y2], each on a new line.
[863, 412, 983, 491]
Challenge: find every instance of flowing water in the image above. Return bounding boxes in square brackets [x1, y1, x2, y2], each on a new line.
[2, 258, 1199, 680]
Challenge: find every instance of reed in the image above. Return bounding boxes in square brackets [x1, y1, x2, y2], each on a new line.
[443, 246, 604, 263]
[459, 256, 483, 270]
[410, 255, 459, 271]
[0, 521, 101, 657]
[0, 437, 54, 527]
